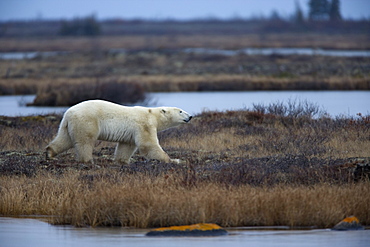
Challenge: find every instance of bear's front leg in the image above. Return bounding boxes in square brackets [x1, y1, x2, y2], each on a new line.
[140, 145, 185, 164]
[137, 129, 184, 164]
[139, 144, 172, 163]
[169, 158, 184, 164]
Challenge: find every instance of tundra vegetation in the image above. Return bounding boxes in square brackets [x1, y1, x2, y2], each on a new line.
[0, 17, 369, 228]
[0, 20, 369, 105]
[1, 21, 370, 101]
[0, 49, 369, 106]
[0, 102, 369, 228]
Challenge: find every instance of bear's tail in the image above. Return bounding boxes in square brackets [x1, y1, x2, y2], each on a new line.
[46, 116, 73, 158]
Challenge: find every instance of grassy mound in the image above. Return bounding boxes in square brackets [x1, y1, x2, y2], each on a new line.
[0, 103, 369, 228]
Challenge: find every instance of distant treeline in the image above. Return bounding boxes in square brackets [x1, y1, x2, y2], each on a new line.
[0, 17, 369, 37]
[1, 0, 369, 37]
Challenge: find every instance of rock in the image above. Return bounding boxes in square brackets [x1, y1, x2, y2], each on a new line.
[146, 223, 228, 237]
[354, 162, 370, 182]
[331, 216, 365, 231]
[0, 117, 14, 127]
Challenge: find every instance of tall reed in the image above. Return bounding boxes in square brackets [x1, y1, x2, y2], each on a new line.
[1, 171, 369, 228]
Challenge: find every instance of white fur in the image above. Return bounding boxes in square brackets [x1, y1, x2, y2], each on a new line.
[46, 100, 192, 164]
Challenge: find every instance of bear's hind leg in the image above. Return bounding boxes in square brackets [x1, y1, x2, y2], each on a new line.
[46, 129, 73, 159]
[114, 143, 137, 164]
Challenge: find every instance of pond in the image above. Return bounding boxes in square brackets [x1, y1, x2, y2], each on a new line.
[0, 91, 369, 117]
[184, 47, 370, 57]
[1, 47, 369, 60]
[0, 51, 67, 60]
[0, 217, 368, 247]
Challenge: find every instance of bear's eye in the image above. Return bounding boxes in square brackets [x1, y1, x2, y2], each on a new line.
[180, 111, 182, 113]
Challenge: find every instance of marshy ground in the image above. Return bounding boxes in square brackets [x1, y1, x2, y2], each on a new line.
[1, 106, 369, 228]
[1, 50, 369, 98]
[0, 24, 369, 228]
[1, 33, 369, 105]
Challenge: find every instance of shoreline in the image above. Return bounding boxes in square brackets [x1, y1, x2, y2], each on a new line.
[1, 216, 369, 230]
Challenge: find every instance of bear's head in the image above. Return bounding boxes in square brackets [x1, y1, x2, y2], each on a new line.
[159, 107, 192, 130]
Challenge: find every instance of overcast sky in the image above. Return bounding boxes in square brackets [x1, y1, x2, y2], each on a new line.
[0, 0, 369, 21]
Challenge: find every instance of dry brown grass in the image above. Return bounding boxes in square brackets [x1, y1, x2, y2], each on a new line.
[1, 48, 369, 96]
[1, 171, 369, 228]
[162, 109, 370, 159]
[0, 115, 60, 151]
[1, 106, 369, 159]
[1, 75, 368, 97]
[0, 34, 369, 52]
[0, 106, 369, 228]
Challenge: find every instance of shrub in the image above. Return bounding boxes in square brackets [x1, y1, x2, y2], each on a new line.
[29, 80, 146, 106]
[59, 15, 101, 36]
[252, 99, 326, 118]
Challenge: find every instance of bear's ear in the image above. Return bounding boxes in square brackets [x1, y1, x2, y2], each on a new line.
[161, 109, 166, 114]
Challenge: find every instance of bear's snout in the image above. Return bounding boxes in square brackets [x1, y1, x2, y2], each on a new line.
[184, 116, 192, 123]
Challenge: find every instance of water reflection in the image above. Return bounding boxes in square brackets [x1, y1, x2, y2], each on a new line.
[1, 48, 370, 60]
[0, 51, 69, 60]
[0, 217, 369, 247]
[184, 47, 370, 57]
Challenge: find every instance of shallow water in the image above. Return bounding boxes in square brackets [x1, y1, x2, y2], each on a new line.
[0, 217, 369, 247]
[152, 91, 370, 116]
[0, 91, 369, 117]
[0, 51, 68, 60]
[0, 95, 68, 116]
[1, 48, 369, 60]
[184, 47, 370, 57]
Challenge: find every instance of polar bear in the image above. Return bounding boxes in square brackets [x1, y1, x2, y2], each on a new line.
[46, 100, 192, 164]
